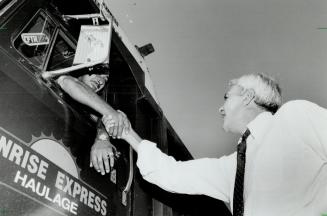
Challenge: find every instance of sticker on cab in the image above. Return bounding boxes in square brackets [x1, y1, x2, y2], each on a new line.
[21, 33, 50, 46]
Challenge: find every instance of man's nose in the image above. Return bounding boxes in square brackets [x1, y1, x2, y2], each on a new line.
[219, 106, 225, 115]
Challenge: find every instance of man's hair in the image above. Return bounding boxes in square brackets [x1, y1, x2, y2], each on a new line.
[230, 73, 282, 113]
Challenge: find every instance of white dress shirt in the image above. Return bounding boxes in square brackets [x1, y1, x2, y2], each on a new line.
[136, 100, 327, 216]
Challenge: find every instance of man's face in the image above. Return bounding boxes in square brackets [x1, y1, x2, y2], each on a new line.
[219, 84, 245, 133]
[79, 74, 109, 92]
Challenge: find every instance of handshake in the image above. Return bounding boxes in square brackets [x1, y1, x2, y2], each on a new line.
[90, 110, 142, 175]
[102, 110, 131, 140]
[89, 110, 130, 175]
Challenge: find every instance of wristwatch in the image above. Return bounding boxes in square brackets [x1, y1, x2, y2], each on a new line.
[98, 133, 109, 141]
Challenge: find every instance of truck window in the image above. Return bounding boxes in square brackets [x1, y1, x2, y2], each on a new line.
[46, 31, 76, 71]
[13, 10, 56, 69]
[13, 9, 108, 121]
[44, 28, 108, 121]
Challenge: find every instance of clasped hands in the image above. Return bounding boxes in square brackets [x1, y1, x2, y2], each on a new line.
[103, 110, 131, 139]
[90, 110, 131, 175]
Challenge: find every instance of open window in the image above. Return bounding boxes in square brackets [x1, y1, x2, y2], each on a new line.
[42, 24, 112, 80]
[13, 9, 112, 76]
[13, 8, 116, 123]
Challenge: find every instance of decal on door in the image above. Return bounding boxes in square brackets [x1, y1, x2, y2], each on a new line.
[0, 128, 108, 216]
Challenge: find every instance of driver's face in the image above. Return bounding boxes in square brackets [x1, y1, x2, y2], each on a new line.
[80, 74, 109, 92]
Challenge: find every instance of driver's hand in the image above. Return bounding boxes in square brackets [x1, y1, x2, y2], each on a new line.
[103, 110, 131, 139]
[90, 139, 117, 175]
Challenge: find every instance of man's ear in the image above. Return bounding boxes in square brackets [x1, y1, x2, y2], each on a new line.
[243, 89, 255, 105]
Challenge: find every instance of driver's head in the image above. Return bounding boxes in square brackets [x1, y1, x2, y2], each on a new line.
[79, 74, 109, 92]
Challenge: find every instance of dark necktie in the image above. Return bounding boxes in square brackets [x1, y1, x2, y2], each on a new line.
[233, 129, 251, 216]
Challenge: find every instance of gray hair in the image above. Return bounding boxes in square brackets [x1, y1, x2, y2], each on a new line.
[230, 73, 282, 113]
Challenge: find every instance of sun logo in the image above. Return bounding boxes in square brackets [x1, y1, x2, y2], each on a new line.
[29, 134, 80, 179]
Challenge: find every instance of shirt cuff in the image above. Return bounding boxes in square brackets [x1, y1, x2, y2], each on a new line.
[136, 140, 159, 176]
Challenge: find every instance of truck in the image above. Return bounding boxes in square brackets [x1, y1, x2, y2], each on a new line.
[0, 0, 231, 215]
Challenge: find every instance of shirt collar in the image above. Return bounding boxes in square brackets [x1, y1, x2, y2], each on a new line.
[247, 111, 273, 140]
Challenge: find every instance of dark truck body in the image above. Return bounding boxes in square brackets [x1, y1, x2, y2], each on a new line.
[0, 0, 231, 215]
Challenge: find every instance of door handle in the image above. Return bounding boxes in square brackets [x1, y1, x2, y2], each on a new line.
[122, 145, 133, 206]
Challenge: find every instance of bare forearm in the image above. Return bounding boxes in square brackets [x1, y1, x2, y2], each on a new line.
[57, 75, 116, 116]
[121, 129, 142, 152]
[96, 119, 109, 140]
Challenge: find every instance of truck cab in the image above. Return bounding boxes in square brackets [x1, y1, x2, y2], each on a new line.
[0, 0, 231, 215]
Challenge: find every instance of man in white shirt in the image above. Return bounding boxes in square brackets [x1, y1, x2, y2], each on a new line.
[101, 73, 327, 216]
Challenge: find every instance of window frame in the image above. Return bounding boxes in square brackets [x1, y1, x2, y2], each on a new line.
[43, 29, 77, 71]
[12, 9, 58, 70]
[12, 8, 107, 123]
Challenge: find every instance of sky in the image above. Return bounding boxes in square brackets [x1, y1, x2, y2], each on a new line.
[105, 0, 327, 159]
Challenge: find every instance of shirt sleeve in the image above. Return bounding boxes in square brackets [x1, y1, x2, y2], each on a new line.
[136, 140, 236, 202]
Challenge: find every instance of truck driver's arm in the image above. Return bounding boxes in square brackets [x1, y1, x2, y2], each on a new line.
[56, 75, 130, 138]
